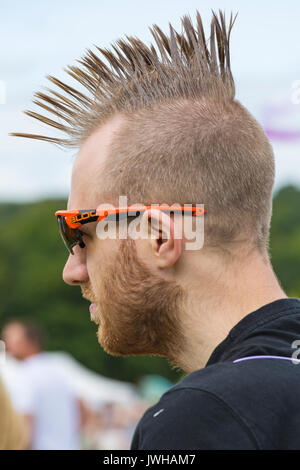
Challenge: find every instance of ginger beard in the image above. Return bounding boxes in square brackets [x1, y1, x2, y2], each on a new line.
[81, 238, 186, 363]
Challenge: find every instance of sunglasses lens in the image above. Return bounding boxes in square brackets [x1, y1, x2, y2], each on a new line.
[57, 216, 79, 254]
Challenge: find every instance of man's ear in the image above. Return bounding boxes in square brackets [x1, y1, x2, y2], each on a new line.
[141, 209, 184, 268]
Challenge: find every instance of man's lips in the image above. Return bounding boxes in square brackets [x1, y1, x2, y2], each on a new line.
[81, 294, 99, 322]
[89, 303, 97, 314]
[89, 302, 99, 323]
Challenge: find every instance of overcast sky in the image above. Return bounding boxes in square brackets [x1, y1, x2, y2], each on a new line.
[1, 0, 300, 202]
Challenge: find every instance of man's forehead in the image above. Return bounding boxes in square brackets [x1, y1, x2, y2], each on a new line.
[68, 114, 126, 209]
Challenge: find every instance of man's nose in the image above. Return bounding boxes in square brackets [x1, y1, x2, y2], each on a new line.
[62, 245, 89, 285]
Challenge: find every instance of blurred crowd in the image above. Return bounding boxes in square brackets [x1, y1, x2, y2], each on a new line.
[0, 319, 173, 450]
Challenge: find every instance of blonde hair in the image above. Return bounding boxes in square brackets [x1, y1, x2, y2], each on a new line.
[11, 10, 275, 257]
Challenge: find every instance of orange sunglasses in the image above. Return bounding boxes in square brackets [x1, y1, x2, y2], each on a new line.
[55, 205, 206, 254]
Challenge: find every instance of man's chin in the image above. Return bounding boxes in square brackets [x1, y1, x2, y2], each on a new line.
[96, 324, 117, 355]
[96, 324, 139, 356]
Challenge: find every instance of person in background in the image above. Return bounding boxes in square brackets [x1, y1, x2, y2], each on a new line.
[0, 378, 29, 449]
[1, 320, 84, 450]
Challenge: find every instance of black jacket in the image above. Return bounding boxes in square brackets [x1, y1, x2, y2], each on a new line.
[131, 297, 300, 450]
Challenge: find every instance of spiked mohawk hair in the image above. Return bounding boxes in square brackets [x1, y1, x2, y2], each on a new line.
[11, 10, 237, 147]
[12, 10, 276, 259]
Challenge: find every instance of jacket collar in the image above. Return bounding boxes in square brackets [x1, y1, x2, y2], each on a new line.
[206, 297, 300, 366]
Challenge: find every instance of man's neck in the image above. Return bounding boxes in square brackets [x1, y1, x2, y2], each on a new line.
[175, 251, 288, 373]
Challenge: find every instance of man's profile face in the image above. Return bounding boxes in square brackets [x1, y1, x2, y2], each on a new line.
[63, 114, 186, 360]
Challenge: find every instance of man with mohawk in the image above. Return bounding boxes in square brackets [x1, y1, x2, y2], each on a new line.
[12, 10, 300, 450]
